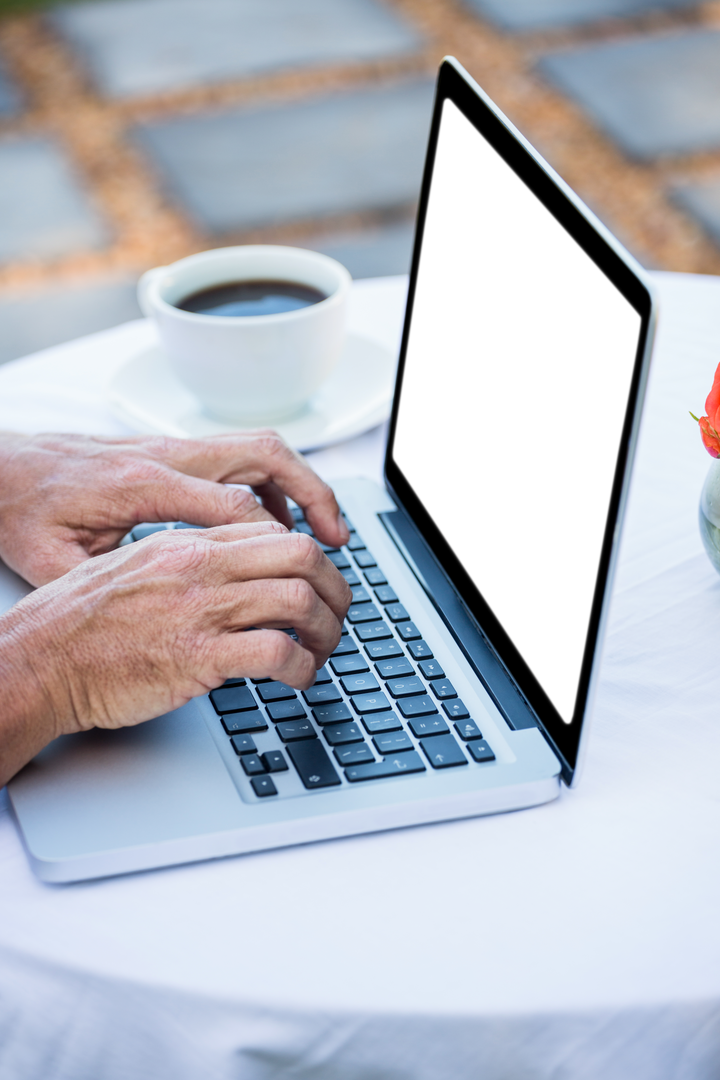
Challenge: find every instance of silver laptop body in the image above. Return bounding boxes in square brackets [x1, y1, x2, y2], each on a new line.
[6, 58, 656, 882]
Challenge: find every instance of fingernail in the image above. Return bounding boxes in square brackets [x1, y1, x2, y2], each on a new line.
[337, 513, 350, 544]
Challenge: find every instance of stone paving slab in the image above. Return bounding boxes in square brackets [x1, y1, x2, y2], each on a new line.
[672, 179, 720, 251]
[299, 218, 416, 279]
[464, 0, 698, 32]
[0, 137, 108, 262]
[0, 59, 22, 118]
[538, 29, 720, 160]
[135, 80, 434, 233]
[0, 277, 142, 366]
[51, 0, 422, 100]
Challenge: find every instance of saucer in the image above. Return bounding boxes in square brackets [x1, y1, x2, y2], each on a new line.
[108, 332, 396, 452]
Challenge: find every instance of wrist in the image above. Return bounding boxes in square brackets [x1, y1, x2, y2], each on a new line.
[0, 594, 73, 786]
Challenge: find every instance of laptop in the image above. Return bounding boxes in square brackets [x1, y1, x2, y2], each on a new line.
[6, 57, 656, 883]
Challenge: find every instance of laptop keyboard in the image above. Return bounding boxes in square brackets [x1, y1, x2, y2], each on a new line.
[200, 507, 496, 798]
[128, 512, 496, 797]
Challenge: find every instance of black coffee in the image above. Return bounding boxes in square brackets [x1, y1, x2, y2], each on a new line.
[177, 279, 327, 318]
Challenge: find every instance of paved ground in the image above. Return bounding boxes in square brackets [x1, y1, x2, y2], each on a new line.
[1, 0, 720, 364]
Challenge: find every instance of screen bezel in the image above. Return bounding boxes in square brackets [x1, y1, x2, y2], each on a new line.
[384, 58, 654, 778]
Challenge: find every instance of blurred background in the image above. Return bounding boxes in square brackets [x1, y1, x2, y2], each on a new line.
[1, 0, 720, 365]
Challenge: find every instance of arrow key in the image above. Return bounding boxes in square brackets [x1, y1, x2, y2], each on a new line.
[420, 734, 468, 769]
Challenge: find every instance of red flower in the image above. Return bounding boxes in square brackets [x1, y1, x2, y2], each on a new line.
[693, 361, 720, 457]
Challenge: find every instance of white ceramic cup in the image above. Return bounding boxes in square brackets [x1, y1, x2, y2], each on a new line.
[137, 245, 351, 424]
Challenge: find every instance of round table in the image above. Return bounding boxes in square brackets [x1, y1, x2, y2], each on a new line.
[1, 272, 720, 1080]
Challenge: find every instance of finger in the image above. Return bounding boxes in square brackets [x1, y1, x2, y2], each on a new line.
[211, 629, 317, 689]
[251, 480, 293, 530]
[190, 530, 352, 625]
[132, 470, 278, 529]
[150, 433, 349, 548]
[214, 577, 342, 666]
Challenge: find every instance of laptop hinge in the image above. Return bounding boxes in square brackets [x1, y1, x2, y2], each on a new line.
[379, 507, 541, 735]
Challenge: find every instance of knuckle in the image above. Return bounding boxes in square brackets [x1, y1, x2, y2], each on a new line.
[264, 630, 295, 672]
[286, 577, 316, 618]
[226, 486, 259, 517]
[254, 433, 290, 460]
[288, 530, 322, 568]
[144, 532, 205, 576]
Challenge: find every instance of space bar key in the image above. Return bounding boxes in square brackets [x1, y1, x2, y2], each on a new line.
[345, 751, 426, 782]
[287, 739, 341, 789]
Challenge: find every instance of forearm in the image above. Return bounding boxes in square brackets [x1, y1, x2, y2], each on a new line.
[0, 604, 63, 787]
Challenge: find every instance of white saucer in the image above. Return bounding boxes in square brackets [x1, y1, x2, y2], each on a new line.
[108, 332, 397, 451]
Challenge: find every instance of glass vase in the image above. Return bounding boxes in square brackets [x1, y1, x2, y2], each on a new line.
[699, 457, 720, 574]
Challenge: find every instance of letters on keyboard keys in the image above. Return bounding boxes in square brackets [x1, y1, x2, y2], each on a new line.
[397, 696, 438, 718]
[345, 751, 426, 782]
[418, 659, 445, 680]
[303, 684, 343, 706]
[350, 586, 371, 604]
[407, 640, 433, 660]
[256, 681, 296, 703]
[340, 569, 361, 587]
[266, 699, 307, 722]
[443, 699, 470, 720]
[407, 715, 449, 738]
[455, 718, 483, 741]
[361, 712, 404, 734]
[220, 713, 268, 735]
[354, 621, 392, 642]
[312, 702, 353, 725]
[332, 637, 359, 656]
[347, 603, 382, 624]
[351, 691, 391, 715]
[313, 666, 333, 684]
[276, 719, 316, 742]
[396, 622, 422, 642]
[420, 734, 468, 768]
[328, 551, 351, 570]
[353, 550, 377, 569]
[363, 567, 387, 586]
[340, 673, 380, 695]
[287, 739, 341, 788]
[431, 679, 457, 700]
[323, 722, 364, 746]
[467, 739, 496, 763]
[384, 603, 410, 623]
[374, 585, 398, 604]
[335, 743, 374, 767]
[386, 676, 426, 698]
[373, 731, 414, 755]
[375, 657, 414, 680]
[365, 639, 403, 660]
[330, 655, 370, 676]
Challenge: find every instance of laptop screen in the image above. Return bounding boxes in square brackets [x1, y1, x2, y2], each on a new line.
[387, 64, 652, 770]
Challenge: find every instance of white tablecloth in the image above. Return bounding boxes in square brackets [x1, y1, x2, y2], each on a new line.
[2, 272, 720, 1080]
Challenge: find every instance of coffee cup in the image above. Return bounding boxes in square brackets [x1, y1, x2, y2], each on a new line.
[137, 245, 351, 424]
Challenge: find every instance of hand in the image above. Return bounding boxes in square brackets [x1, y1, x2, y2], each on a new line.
[0, 521, 352, 786]
[0, 431, 349, 586]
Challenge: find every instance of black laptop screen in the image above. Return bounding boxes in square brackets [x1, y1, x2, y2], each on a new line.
[387, 66, 651, 766]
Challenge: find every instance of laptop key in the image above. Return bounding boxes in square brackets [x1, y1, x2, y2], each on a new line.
[345, 751, 426, 782]
[365, 638, 403, 660]
[340, 673, 380, 695]
[364, 567, 387, 586]
[420, 734, 467, 769]
[408, 715, 449, 738]
[385, 603, 410, 623]
[220, 712, 268, 735]
[230, 734, 257, 755]
[328, 551, 351, 570]
[418, 659, 445, 680]
[251, 775, 278, 797]
[222, 677, 246, 687]
[266, 699, 307, 722]
[332, 637, 360, 656]
[256, 681, 296, 703]
[443, 699, 470, 720]
[241, 754, 266, 776]
[313, 666, 333, 684]
[396, 622, 422, 642]
[467, 739, 496, 763]
[323, 722, 364, 746]
[373, 731, 414, 755]
[303, 684, 343, 706]
[340, 568, 361, 587]
[347, 603, 382, 624]
[354, 621, 392, 642]
[374, 585, 398, 605]
[210, 685, 257, 714]
[351, 691, 391, 715]
[261, 750, 288, 772]
[313, 702, 353, 725]
[362, 712, 403, 734]
[386, 676, 426, 698]
[334, 743, 374, 767]
[346, 533, 366, 551]
[375, 657, 414, 680]
[350, 586, 371, 604]
[431, 679, 457, 700]
[455, 718, 483, 740]
[287, 739, 341, 789]
[353, 550, 377, 569]
[397, 696, 438, 718]
[276, 719, 316, 742]
[407, 639, 433, 660]
[330, 654, 370, 676]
